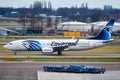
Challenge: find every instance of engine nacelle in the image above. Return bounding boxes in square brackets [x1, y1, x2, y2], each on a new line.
[42, 47, 53, 53]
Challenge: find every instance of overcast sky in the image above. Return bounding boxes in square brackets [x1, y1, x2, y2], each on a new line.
[0, 0, 120, 9]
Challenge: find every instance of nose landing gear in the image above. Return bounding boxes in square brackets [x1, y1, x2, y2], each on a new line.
[58, 50, 62, 55]
[13, 51, 17, 55]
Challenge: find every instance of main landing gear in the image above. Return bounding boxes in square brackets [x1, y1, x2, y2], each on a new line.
[58, 50, 62, 55]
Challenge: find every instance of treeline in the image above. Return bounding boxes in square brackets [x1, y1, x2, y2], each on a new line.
[0, 1, 120, 22]
[0, 1, 54, 17]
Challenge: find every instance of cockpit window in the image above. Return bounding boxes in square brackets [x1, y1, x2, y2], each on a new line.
[9, 43, 13, 45]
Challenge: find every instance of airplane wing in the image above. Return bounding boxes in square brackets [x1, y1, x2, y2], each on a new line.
[53, 46, 68, 51]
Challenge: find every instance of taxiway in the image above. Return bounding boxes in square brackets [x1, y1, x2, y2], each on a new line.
[0, 62, 120, 80]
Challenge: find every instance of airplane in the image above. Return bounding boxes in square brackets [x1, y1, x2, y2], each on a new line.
[4, 19, 114, 55]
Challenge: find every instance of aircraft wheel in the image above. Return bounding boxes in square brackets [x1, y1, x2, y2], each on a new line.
[58, 51, 62, 55]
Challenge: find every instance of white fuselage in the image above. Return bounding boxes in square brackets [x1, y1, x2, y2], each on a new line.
[4, 39, 107, 52]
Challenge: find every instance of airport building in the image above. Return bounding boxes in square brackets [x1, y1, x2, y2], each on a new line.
[57, 21, 91, 32]
[0, 17, 120, 36]
[57, 21, 120, 32]
[92, 21, 120, 32]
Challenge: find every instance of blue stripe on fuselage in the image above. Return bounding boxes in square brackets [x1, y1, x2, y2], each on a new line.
[22, 40, 41, 51]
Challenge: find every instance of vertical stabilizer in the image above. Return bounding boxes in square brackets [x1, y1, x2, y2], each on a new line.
[89, 19, 114, 40]
[105, 19, 114, 27]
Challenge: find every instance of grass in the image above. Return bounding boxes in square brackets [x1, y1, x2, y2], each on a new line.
[65, 45, 120, 54]
[0, 37, 72, 42]
[115, 39, 120, 42]
[33, 58, 120, 62]
[1, 58, 120, 62]
[0, 45, 10, 53]
[0, 45, 120, 54]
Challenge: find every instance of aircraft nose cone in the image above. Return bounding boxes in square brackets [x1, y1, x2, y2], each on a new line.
[4, 45, 8, 49]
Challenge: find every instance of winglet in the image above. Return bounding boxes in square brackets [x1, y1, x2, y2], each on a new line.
[74, 38, 79, 45]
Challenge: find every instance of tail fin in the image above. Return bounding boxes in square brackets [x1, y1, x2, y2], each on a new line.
[89, 19, 115, 40]
[105, 19, 114, 27]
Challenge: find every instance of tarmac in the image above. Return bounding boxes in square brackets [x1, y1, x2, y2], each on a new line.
[0, 53, 120, 58]
[38, 71, 120, 80]
[0, 62, 120, 80]
[0, 40, 120, 80]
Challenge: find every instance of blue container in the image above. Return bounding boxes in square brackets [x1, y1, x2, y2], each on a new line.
[43, 65, 105, 74]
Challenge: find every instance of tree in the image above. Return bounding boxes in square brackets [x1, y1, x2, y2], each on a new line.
[32, 1, 43, 14]
[18, 16, 30, 35]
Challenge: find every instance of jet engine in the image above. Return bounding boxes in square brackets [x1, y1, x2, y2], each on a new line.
[42, 47, 53, 54]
